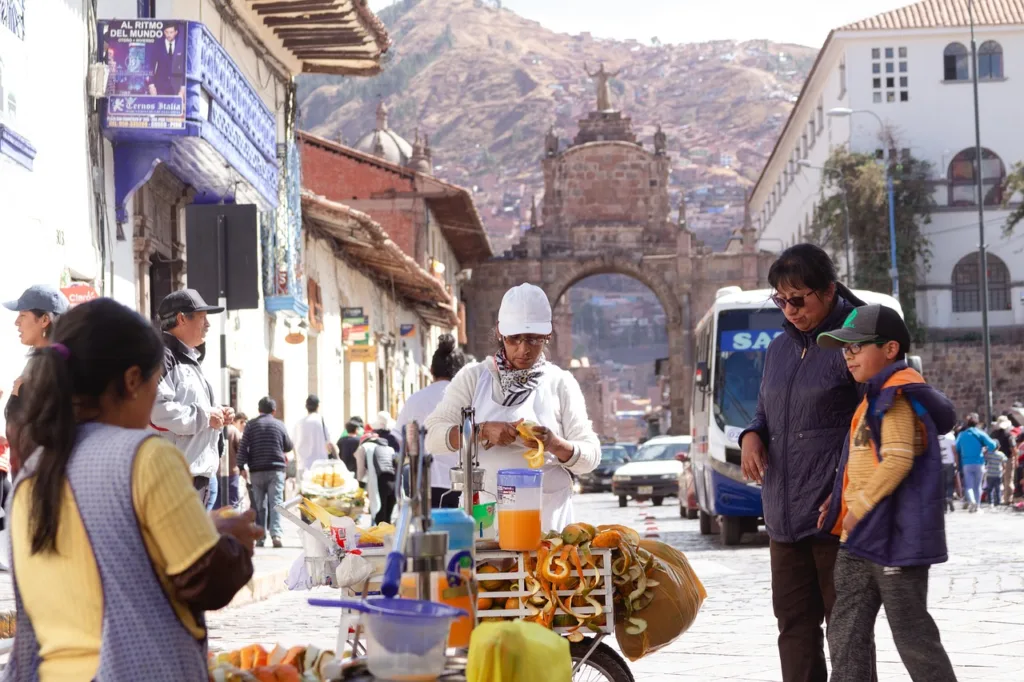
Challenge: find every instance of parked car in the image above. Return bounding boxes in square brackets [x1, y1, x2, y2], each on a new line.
[578, 445, 630, 492]
[616, 442, 638, 460]
[611, 435, 691, 507]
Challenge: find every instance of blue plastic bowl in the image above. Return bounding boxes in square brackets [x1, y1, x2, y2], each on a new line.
[309, 597, 468, 656]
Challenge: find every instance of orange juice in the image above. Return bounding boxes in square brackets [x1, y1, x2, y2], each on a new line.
[437, 572, 475, 648]
[497, 508, 542, 551]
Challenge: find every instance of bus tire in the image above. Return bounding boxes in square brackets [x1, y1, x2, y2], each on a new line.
[618, 495, 628, 508]
[721, 516, 743, 546]
[698, 510, 713, 535]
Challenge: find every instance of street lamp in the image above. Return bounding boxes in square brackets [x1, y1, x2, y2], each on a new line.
[969, 0, 994, 424]
[799, 159, 853, 281]
[828, 107, 899, 299]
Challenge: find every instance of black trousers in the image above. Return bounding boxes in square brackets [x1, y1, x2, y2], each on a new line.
[374, 472, 397, 525]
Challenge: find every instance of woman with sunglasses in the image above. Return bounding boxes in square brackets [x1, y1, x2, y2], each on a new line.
[425, 283, 601, 531]
[738, 244, 870, 682]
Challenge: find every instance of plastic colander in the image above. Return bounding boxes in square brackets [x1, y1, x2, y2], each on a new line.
[310, 597, 468, 679]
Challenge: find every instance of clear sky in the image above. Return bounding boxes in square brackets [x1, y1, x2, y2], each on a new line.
[369, 0, 915, 48]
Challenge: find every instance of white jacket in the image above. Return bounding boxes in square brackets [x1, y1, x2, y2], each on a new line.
[150, 333, 220, 478]
[423, 359, 601, 476]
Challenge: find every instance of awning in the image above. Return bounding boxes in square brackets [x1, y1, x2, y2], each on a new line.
[236, 0, 391, 76]
[420, 176, 494, 266]
[301, 191, 458, 328]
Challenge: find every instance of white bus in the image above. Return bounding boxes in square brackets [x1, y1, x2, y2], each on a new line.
[686, 286, 916, 546]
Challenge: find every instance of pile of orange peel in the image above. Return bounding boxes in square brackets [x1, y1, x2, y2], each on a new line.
[492, 523, 657, 642]
[516, 421, 545, 469]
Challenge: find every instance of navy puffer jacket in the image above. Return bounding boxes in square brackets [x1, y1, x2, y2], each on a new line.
[739, 286, 865, 543]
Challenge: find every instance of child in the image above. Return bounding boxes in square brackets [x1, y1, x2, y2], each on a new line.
[983, 447, 1007, 508]
[817, 304, 958, 682]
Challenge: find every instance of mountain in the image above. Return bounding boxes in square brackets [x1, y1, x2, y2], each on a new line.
[297, 0, 816, 255]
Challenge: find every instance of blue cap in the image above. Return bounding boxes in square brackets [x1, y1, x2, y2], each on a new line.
[497, 468, 544, 488]
[3, 285, 70, 315]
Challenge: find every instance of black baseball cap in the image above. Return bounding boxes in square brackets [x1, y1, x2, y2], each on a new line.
[157, 289, 224, 321]
[818, 304, 911, 355]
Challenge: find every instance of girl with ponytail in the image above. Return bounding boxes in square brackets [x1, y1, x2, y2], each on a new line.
[5, 298, 263, 681]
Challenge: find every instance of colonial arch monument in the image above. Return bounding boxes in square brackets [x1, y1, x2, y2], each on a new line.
[462, 70, 775, 433]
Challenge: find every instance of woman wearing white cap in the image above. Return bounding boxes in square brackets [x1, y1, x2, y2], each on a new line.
[424, 283, 601, 531]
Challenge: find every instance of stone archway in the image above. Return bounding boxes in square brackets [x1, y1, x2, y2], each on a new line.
[543, 254, 690, 436]
[460, 91, 774, 434]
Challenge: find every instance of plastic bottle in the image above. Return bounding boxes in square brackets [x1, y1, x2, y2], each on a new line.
[431, 509, 477, 648]
[496, 469, 544, 551]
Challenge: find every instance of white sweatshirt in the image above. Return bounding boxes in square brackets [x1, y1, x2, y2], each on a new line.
[423, 359, 601, 477]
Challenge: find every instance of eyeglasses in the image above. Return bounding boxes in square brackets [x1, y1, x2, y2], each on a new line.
[503, 335, 549, 348]
[841, 341, 890, 357]
[771, 291, 815, 310]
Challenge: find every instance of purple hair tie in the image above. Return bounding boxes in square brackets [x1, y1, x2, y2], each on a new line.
[51, 343, 70, 360]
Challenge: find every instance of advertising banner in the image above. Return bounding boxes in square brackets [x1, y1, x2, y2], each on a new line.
[720, 330, 783, 352]
[342, 307, 370, 346]
[400, 324, 415, 338]
[99, 19, 187, 131]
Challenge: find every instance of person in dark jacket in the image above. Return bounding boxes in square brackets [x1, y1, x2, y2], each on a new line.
[818, 304, 957, 682]
[238, 397, 293, 548]
[337, 419, 363, 479]
[739, 244, 865, 682]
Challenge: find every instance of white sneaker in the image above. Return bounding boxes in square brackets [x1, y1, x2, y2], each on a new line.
[969, 503, 979, 513]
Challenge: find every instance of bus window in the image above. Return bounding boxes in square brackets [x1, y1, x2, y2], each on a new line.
[712, 308, 785, 433]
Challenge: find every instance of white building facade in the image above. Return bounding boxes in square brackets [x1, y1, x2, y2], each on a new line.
[751, 0, 1024, 335]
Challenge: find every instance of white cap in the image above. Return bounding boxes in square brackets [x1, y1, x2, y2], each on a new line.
[498, 283, 552, 336]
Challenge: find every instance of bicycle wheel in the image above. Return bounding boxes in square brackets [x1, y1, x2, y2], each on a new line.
[570, 639, 634, 682]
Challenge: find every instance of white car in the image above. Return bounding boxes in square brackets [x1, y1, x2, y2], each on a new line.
[611, 436, 692, 508]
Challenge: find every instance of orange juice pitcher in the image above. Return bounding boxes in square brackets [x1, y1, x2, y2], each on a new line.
[496, 469, 544, 552]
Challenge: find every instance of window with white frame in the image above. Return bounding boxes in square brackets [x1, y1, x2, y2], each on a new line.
[952, 252, 1010, 312]
[872, 46, 908, 102]
[947, 147, 1005, 207]
[943, 42, 969, 81]
[978, 41, 1004, 80]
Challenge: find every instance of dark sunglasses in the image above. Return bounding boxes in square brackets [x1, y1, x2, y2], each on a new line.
[771, 291, 816, 310]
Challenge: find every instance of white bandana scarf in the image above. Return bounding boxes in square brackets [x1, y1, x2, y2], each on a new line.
[494, 349, 549, 407]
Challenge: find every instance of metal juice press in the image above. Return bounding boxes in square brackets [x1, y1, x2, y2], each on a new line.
[380, 421, 448, 601]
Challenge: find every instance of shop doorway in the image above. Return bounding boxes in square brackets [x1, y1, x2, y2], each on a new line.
[149, 256, 173, 321]
[268, 358, 285, 422]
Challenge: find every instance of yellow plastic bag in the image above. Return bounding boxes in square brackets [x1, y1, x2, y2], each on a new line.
[467, 620, 572, 682]
[615, 539, 707, 661]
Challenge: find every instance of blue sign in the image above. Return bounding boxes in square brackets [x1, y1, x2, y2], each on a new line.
[721, 330, 783, 352]
[100, 20, 188, 131]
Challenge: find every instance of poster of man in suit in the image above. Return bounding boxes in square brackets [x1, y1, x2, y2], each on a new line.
[99, 19, 187, 131]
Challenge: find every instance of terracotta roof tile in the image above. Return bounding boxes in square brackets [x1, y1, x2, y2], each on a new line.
[840, 0, 1024, 32]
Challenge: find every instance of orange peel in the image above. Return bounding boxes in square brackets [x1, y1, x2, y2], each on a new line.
[517, 421, 546, 468]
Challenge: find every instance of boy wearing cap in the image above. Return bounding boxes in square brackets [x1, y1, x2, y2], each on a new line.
[817, 305, 957, 682]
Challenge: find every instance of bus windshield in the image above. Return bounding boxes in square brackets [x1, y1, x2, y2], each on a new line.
[713, 307, 785, 434]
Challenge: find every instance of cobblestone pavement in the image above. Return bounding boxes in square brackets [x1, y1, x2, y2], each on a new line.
[208, 495, 1024, 681]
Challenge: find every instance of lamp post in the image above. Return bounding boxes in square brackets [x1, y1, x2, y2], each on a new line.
[828, 107, 899, 299]
[969, 0, 994, 425]
[799, 159, 852, 281]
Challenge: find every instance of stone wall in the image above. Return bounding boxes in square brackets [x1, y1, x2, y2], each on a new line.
[918, 340, 1024, 418]
[541, 142, 670, 230]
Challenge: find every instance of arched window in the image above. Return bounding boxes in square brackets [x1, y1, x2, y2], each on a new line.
[947, 147, 1005, 207]
[944, 42, 969, 81]
[952, 252, 1011, 313]
[979, 41, 1004, 79]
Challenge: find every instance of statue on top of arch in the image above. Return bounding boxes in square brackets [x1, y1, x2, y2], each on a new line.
[654, 124, 667, 156]
[545, 126, 559, 157]
[584, 62, 620, 112]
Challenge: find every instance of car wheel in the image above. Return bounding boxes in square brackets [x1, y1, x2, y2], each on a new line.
[721, 516, 743, 546]
[652, 497, 664, 507]
[699, 510, 713, 535]
[686, 507, 699, 520]
[618, 495, 628, 508]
